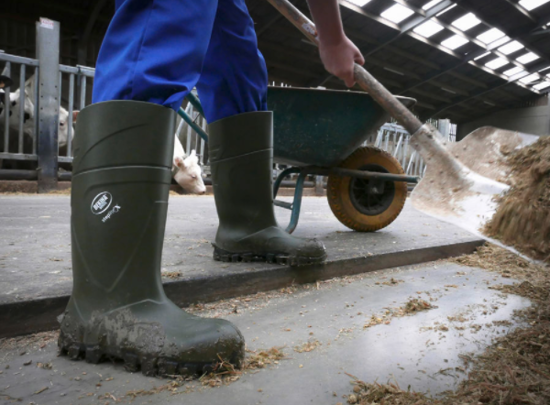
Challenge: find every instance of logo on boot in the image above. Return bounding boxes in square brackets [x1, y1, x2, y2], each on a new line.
[91, 191, 112, 215]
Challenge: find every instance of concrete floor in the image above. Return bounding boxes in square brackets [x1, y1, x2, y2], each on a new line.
[0, 195, 480, 305]
[0, 261, 529, 405]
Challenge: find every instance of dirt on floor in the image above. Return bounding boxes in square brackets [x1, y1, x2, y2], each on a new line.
[344, 243, 550, 405]
[484, 137, 550, 263]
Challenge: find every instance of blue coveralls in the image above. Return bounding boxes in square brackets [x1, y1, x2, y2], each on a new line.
[92, 0, 268, 123]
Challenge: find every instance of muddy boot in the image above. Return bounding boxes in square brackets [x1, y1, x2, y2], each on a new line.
[59, 101, 244, 376]
[208, 111, 326, 266]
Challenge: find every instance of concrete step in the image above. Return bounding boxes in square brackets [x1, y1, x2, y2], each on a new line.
[0, 195, 483, 338]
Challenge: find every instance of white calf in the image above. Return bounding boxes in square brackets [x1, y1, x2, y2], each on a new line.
[0, 77, 73, 149]
[0, 87, 35, 137]
[173, 135, 206, 195]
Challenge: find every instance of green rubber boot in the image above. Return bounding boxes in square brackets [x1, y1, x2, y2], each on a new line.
[59, 101, 244, 376]
[208, 111, 327, 266]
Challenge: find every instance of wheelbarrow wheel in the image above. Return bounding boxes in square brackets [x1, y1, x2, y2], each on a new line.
[327, 146, 407, 232]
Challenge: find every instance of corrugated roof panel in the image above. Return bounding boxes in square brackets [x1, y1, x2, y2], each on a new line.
[380, 4, 415, 23]
[451, 13, 482, 31]
[441, 34, 470, 50]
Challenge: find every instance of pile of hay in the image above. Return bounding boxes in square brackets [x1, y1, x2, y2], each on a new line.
[484, 137, 550, 263]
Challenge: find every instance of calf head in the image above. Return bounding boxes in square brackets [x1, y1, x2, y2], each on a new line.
[173, 150, 206, 195]
[57, 107, 74, 148]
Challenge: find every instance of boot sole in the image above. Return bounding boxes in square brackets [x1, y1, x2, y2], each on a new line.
[58, 338, 243, 377]
[213, 245, 326, 266]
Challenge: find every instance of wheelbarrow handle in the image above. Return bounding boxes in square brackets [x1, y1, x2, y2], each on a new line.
[265, 0, 423, 135]
[265, 0, 469, 178]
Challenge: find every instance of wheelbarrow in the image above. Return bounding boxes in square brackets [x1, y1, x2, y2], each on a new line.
[178, 87, 418, 234]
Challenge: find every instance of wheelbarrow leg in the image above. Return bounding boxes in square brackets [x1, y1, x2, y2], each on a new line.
[286, 171, 308, 234]
[273, 167, 301, 197]
[273, 167, 304, 234]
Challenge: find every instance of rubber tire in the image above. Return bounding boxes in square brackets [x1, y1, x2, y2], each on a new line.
[327, 146, 407, 232]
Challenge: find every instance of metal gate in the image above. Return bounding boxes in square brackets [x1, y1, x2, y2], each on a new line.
[0, 18, 95, 191]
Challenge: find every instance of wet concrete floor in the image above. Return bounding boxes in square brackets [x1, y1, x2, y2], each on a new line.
[0, 261, 530, 405]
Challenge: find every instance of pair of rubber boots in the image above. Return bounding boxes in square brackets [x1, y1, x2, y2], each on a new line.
[59, 101, 326, 376]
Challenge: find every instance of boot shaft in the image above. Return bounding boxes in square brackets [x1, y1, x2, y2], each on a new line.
[73, 101, 175, 173]
[208, 111, 277, 237]
[70, 101, 175, 316]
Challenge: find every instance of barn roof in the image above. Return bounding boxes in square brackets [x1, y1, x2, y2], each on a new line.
[2, 0, 550, 122]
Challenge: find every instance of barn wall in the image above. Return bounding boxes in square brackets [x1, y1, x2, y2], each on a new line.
[457, 98, 550, 140]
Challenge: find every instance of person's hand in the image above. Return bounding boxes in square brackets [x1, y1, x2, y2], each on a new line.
[318, 36, 365, 87]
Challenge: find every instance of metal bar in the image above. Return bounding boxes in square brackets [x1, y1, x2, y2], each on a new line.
[67, 73, 74, 157]
[79, 75, 87, 110]
[177, 107, 209, 142]
[58, 171, 72, 181]
[3, 61, 10, 153]
[58, 70, 62, 154]
[185, 92, 205, 117]
[393, 134, 403, 159]
[58, 156, 74, 163]
[402, 136, 409, 169]
[0, 53, 39, 66]
[186, 107, 193, 154]
[58, 65, 80, 74]
[77, 65, 96, 77]
[273, 167, 301, 197]
[312, 167, 418, 183]
[18, 64, 26, 154]
[0, 169, 38, 180]
[274, 200, 293, 209]
[286, 171, 307, 234]
[0, 169, 72, 181]
[36, 18, 60, 192]
[374, 130, 383, 148]
[406, 151, 416, 175]
[200, 114, 206, 166]
[0, 153, 38, 161]
[32, 66, 39, 154]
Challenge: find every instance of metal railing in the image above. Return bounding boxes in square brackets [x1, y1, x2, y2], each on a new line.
[175, 101, 209, 168]
[0, 18, 95, 190]
[368, 119, 455, 178]
[57, 64, 95, 163]
[0, 52, 39, 162]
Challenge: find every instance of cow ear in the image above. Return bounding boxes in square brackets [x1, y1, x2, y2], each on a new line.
[174, 156, 186, 169]
[72, 111, 79, 122]
[190, 149, 196, 157]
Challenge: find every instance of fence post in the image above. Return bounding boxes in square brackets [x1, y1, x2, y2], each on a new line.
[36, 18, 60, 193]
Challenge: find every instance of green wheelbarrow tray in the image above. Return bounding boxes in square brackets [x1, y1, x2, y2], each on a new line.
[178, 87, 418, 234]
[268, 86, 416, 167]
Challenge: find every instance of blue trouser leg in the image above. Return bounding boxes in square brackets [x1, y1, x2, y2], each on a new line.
[92, 0, 267, 123]
[195, 0, 268, 122]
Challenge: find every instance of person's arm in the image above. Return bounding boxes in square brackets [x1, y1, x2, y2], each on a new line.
[306, 0, 365, 87]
